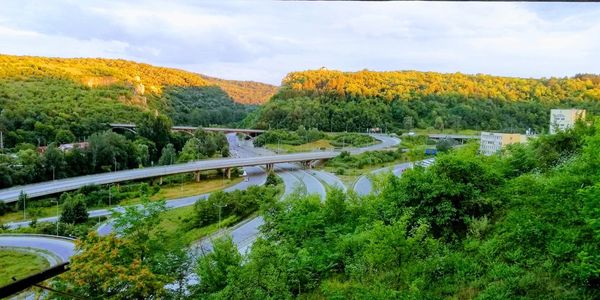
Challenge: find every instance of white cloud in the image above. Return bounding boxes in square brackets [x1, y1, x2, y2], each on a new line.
[0, 1, 598, 84]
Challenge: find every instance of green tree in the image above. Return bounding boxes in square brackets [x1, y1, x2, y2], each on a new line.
[158, 143, 177, 165]
[138, 113, 172, 156]
[434, 116, 445, 130]
[43, 143, 66, 180]
[54, 129, 76, 144]
[60, 194, 88, 224]
[403, 116, 414, 130]
[195, 236, 242, 294]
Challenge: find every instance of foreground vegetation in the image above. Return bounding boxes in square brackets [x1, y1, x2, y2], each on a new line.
[252, 69, 600, 133]
[50, 182, 281, 298]
[42, 120, 600, 298]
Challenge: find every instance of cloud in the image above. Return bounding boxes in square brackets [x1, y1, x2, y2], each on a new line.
[0, 1, 598, 84]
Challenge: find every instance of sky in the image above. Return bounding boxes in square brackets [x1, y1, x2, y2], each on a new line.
[0, 1, 598, 85]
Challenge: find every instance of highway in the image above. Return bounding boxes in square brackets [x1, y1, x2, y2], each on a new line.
[0, 151, 337, 203]
[354, 158, 435, 196]
[0, 234, 76, 264]
[4, 133, 400, 260]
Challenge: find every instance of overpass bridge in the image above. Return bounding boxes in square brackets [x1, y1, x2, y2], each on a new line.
[428, 134, 480, 142]
[110, 123, 266, 136]
[0, 152, 337, 203]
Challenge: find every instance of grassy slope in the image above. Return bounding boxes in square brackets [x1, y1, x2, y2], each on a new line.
[0, 177, 242, 224]
[0, 249, 49, 286]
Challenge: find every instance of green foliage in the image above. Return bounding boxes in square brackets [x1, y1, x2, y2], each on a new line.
[326, 150, 403, 169]
[436, 138, 456, 152]
[194, 186, 278, 228]
[158, 143, 177, 166]
[192, 120, 600, 299]
[252, 69, 600, 133]
[195, 236, 243, 295]
[265, 171, 282, 186]
[329, 133, 375, 147]
[253, 126, 325, 147]
[59, 194, 89, 224]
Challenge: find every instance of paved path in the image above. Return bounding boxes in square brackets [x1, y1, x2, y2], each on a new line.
[354, 158, 435, 196]
[0, 234, 75, 264]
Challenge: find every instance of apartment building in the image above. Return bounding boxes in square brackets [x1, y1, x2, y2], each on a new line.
[549, 109, 586, 134]
[479, 132, 526, 156]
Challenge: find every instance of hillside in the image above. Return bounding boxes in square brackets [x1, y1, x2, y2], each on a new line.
[0, 55, 277, 104]
[0, 55, 276, 148]
[253, 69, 600, 133]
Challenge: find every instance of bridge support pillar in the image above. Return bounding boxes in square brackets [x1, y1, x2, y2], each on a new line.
[302, 160, 313, 169]
[158, 176, 163, 185]
[266, 163, 274, 172]
[226, 168, 231, 179]
[194, 171, 201, 182]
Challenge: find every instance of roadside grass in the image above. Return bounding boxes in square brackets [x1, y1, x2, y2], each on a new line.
[156, 183, 284, 248]
[0, 249, 49, 286]
[120, 177, 243, 205]
[323, 156, 411, 187]
[265, 139, 334, 153]
[155, 205, 241, 248]
[409, 128, 480, 136]
[0, 177, 242, 224]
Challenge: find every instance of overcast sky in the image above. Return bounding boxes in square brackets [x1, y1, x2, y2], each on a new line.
[0, 1, 598, 85]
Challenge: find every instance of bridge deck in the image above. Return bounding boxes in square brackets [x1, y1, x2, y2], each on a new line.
[0, 152, 337, 203]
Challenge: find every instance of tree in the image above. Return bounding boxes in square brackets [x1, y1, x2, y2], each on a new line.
[16, 190, 28, 211]
[138, 113, 172, 156]
[54, 129, 75, 144]
[195, 236, 242, 294]
[43, 143, 66, 180]
[60, 194, 88, 224]
[403, 116, 414, 130]
[436, 138, 455, 153]
[158, 143, 177, 165]
[434, 116, 445, 131]
[178, 138, 202, 163]
[265, 171, 280, 186]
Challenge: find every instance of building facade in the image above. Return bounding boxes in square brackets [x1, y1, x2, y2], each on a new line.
[479, 132, 526, 156]
[549, 109, 586, 134]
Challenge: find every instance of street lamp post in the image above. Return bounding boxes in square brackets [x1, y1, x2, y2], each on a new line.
[213, 203, 228, 229]
[51, 199, 59, 236]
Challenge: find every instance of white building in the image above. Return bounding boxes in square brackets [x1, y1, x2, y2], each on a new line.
[479, 132, 527, 156]
[549, 109, 586, 134]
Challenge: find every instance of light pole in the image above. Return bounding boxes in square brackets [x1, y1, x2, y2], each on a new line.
[52, 166, 55, 181]
[51, 199, 59, 235]
[213, 202, 227, 229]
[113, 157, 117, 172]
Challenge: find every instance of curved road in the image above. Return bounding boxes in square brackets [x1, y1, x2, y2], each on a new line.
[0, 234, 75, 264]
[354, 158, 435, 196]
[5, 133, 399, 258]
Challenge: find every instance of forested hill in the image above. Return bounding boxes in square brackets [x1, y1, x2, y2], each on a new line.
[0, 55, 277, 104]
[252, 69, 600, 133]
[0, 55, 276, 148]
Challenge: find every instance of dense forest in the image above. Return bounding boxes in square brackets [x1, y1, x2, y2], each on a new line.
[0, 55, 276, 149]
[252, 69, 600, 133]
[46, 120, 600, 299]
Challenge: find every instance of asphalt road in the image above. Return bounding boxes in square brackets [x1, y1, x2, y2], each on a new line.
[4, 133, 397, 259]
[0, 235, 76, 263]
[0, 151, 336, 203]
[353, 158, 435, 196]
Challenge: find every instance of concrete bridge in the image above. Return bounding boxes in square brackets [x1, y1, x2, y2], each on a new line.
[428, 134, 480, 142]
[0, 152, 337, 203]
[109, 123, 265, 136]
